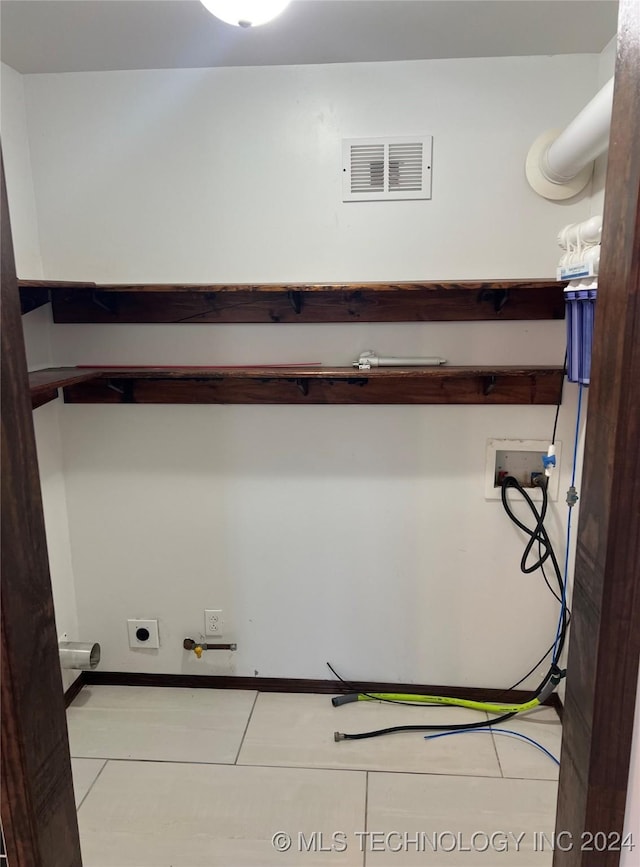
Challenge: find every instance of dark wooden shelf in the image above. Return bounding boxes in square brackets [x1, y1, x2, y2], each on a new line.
[27, 365, 564, 406]
[18, 280, 566, 323]
[29, 367, 103, 409]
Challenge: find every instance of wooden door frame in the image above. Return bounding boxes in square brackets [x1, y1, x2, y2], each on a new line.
[1, 155, 82, 864]
[554, 1, 640, 865]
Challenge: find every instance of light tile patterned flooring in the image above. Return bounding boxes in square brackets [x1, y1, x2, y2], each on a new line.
[69, 687, 562, 866]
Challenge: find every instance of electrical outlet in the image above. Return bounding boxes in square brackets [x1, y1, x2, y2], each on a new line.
[205, 609, 223, 636]
[127, 619, 160, 649]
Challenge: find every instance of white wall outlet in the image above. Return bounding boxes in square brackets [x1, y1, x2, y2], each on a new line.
[205, 609, 223, 636]
[485, 439, 562, 501]
[127, 619, 160, 649]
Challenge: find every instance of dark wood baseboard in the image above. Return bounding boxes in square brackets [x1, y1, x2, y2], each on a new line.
[81, 671, 561, 716]
[549, 692, 563, 721]
[64, 673, 86, 708]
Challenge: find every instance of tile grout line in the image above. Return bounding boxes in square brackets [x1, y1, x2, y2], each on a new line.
[484, 711, 504, 778]
[233, 691, 259, 765]
[66, 754, 533, 780]
[76, 759, 109, 812]
[489, 728, 504, 778]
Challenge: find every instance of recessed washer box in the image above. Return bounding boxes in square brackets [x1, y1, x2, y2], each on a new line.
[127, 619, 160, 649]
[485, 439, 561, 501]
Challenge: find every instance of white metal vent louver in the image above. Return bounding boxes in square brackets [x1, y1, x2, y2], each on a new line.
[342, 136, 432, 202]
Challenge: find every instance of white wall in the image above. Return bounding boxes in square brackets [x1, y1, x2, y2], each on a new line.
[24, 56, 598, 283]
[1, 62, 43, 279]
[19, 54, 602, 685]
[621, 669, 640, 867]
[1, 62, 80, 689]
[32, 401, 81, 691]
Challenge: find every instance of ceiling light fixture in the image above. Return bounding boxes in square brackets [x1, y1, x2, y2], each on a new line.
[200, 0, 291, 28]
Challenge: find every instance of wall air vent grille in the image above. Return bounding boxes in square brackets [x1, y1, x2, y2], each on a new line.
[342, 136, 432, 202]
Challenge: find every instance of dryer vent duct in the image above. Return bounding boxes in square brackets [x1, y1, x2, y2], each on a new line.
[526, 77, 614, 200]
[59, 641, 101, 670]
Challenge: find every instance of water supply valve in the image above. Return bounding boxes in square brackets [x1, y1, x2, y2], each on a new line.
[183, 637, 237, 656]
[543, 444, 557, 477]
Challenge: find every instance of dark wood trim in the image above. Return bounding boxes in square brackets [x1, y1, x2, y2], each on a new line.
[29, 366, 103, 393]
[82, 670, 559, 708]
[29, 367, 102, 408]
[19, 285, 50, 314]
[1, 157, 82, 865]
[16, 279, 566, 324]
[72, 671, 565, 719]
[549, 692, 563, 723]
[52, 365, 563, 406]
[64, 673, 86, 709]
[32, 388, 60, 410]
[17, 279, 565, 294]
[554, 3, 640, 865]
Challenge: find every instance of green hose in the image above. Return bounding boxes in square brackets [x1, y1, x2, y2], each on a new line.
[339, 692, 541, 714]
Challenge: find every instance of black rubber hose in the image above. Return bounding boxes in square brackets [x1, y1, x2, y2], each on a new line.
[334, 476, 568, 741]
[334, 669, 557, 741]
[500, 476, 569, 659]
[335, 711, 518, 741]
[332, 694, 359, 707]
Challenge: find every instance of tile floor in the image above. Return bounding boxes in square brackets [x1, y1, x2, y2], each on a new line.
[69, 687, 562, 866]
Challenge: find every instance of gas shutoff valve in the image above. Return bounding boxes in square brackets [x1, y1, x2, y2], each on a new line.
[183, 637, 237, 656]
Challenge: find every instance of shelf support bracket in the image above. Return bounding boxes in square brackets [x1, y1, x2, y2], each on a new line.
[91, 290, 118, 315]
[483, 375, 497, 396]
[478, 288, 509, 314]
[287, 290, 303, 315]
[106, 379, 134, 403]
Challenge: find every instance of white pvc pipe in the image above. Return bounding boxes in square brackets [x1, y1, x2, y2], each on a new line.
[526, 77, 615, 200]
[354, 352, 446, 368]
[543, 77, 614, 183]
[366, 356, 446, 367]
